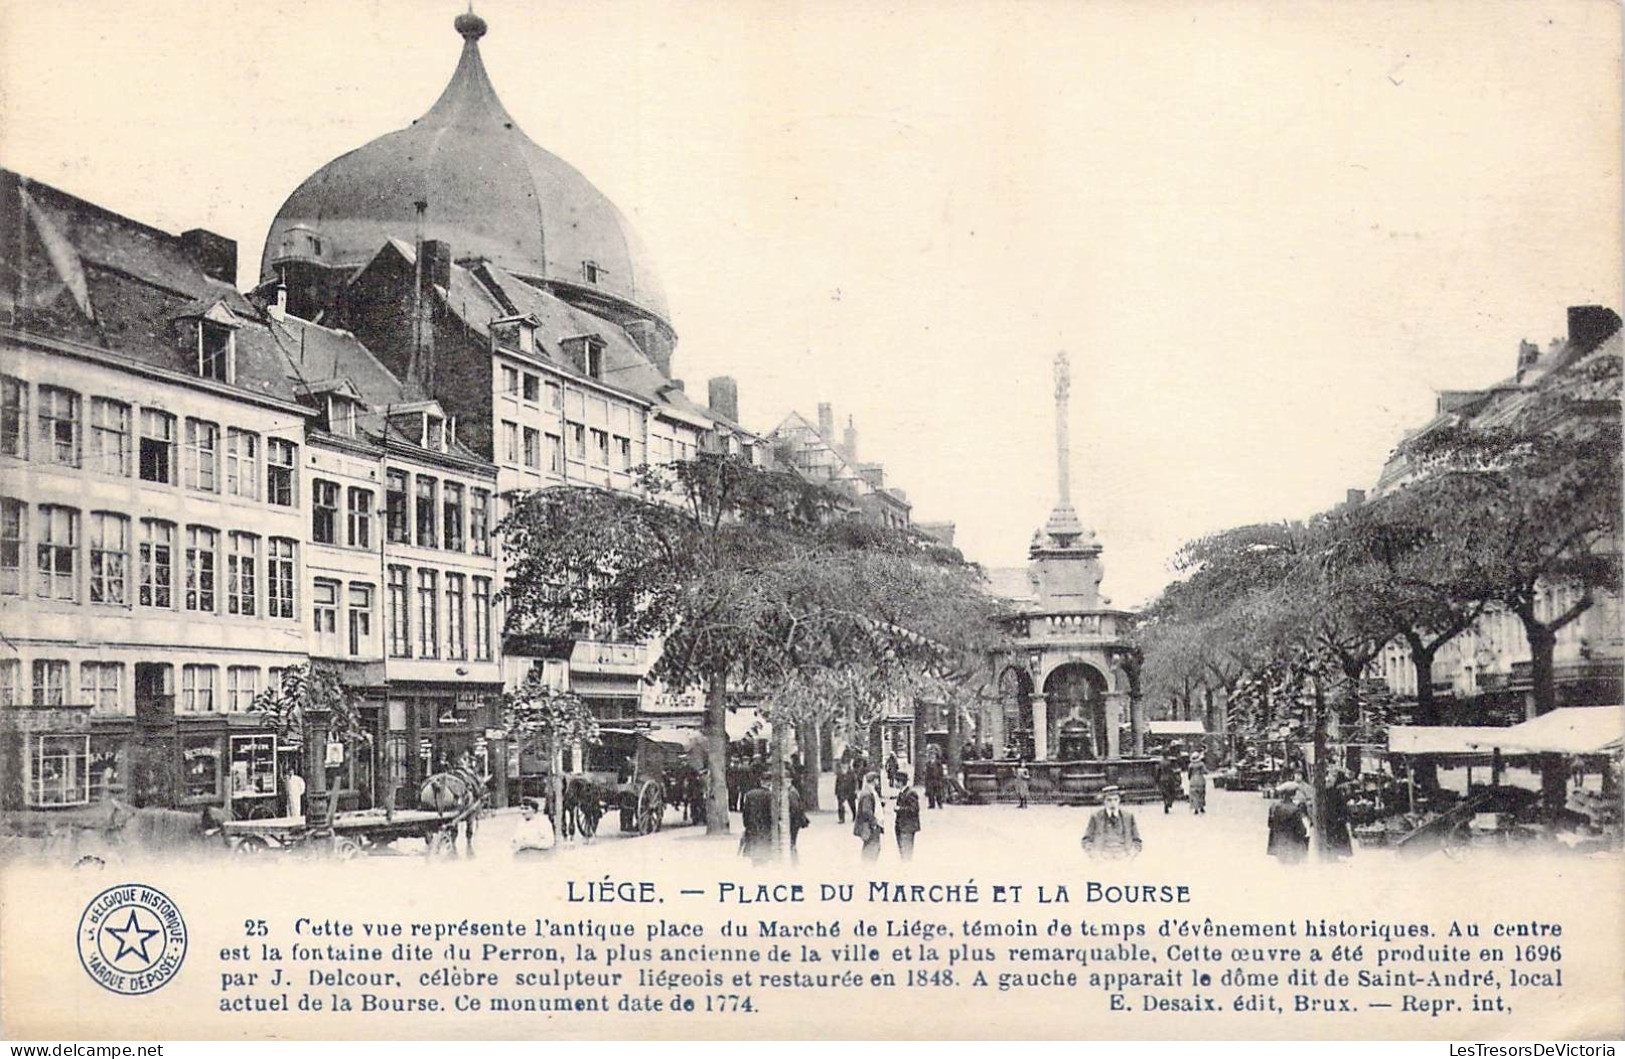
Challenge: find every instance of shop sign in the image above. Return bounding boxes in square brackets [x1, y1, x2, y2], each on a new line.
[325, 741, 345, 767]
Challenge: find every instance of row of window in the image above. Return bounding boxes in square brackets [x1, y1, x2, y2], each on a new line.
[500, 366, 563, 409]
[0, 657, 272, 714]
[0, 498, 296, 616]
[384, 565, 495, 662]
[379, 471, 492, 554]
[1, 376, 300, 505]
[500, 419, 641, 474]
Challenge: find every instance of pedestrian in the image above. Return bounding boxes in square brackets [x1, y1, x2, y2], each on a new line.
[885, 752, 900, 789]
[894, 772, 921, 861]
[835, 761, 858, 824]
[1158, 754, 1181, 814]
[1267, 786, 1311, 863]
[788, 776, 810, 858]
[511, 801, 555, 859]
[738, 775, 774, 865]
[1081, 786, 1142, 859]
[1321, 773, 1354, 859]
[1013, 760, 1031, 808]
[284, 768, 306, 821]
[1188, 756, 1207, 815]
[853, 771, 884, 862]
[925, 756, 946, 810]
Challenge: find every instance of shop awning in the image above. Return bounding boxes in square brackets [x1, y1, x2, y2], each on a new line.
[642, 725, 705, 749]
[1387, 726, 1498, 756]
[1147, 721, 1207, 736]
[1463, 706, 1624, 756]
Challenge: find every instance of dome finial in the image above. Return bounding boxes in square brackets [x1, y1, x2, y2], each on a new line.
[454, 6, 487, 41]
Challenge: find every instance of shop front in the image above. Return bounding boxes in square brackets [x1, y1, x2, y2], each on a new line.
[376, 684, 501, 810]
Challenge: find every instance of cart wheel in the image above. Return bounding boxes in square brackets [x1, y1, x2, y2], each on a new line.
[233, 835, 271, 857]
[240, 800, 278, 821]
[637, 781, 664, 835]
[428, 829, 458, 858]
[332, 836, 363, 862]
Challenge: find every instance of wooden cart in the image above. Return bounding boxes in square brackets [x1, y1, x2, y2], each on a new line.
[220, 804, 478, 860]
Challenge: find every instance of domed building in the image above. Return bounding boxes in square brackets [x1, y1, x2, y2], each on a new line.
[262, 10, 674, 371]
[255, 12, 766, 733]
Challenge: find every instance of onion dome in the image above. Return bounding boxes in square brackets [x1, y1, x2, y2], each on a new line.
[261, 11, 669, 329]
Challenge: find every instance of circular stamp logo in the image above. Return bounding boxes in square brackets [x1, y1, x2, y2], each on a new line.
[77, 883, 187, 995]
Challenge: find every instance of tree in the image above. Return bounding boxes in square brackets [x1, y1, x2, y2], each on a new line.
[1400, 340, 1622, 717]
[501, 453, 839, 835]
[250, 663, 369, 826]
[501, 671, 599, 836]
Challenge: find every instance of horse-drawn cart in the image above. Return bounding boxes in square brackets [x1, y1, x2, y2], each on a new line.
[561, 727, 696, 838]
[221, 805, 478, 860]
[223, 762, 488, 860]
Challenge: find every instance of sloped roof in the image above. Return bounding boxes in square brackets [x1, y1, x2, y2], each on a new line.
[4, 170, 314, 408]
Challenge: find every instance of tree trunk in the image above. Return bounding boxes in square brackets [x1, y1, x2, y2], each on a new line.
[771, 717, 791, 857]
[798, 720, 822, 810]
[1525, 622, 1558, 718]
[946, 696, 963, 787]
[549, 734, 564, 843]
[1310, 673, 1331, 862]
[1410, 642, 1440, 726]
[704, 671, 731, 834]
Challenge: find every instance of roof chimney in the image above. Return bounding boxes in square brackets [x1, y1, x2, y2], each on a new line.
[269, 282, 288, 321]
[179, 228, 237, 284]
[817, 402, 834, 440]
[843, 416, 858, 462]
[1566, 305, 1622, 356]
[420, 239, 452, 293]
[708, 376, 739, 423]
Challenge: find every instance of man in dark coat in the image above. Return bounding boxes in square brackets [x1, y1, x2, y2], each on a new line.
[788, 778, 810, 859]
[834, 761, 858, 824]
[894, 773, 922, 861]
[1081, 786, 1143, 859]
[853, 772, 884, 862]
[1158, 754, 1182, 814]
[1321, 774, 1354, 859]
[738, 776, 774, 865]
[924, 757, 946, 810]
[1267, 786, 1311, 863]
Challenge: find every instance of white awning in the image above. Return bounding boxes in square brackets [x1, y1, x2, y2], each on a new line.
[1387, 726, 1498, 756]
[1147, 721, 1207, 736]
[1463, 706, 1624, 756]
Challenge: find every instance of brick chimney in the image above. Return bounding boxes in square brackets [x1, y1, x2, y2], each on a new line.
[420, 240, 452, 293]
[180, 228, 237, 284]
[623, 319, 674, 377]
[708, 376, 739, 422]
[817, 402, 834, 440]
[843, 416, 858, 462]
[1566, 305, 1621, 356]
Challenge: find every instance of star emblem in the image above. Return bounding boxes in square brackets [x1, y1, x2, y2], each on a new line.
[102, 909, 160, 965]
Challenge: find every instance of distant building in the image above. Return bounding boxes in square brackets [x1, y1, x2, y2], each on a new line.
[767, 403, 912, 530]
[1368, 305, 1622, 723]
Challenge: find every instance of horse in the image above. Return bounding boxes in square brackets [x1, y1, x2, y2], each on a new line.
[418, 759, 489, 856]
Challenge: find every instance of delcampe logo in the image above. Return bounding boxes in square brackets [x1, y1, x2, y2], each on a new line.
[77, 883, 188, 995]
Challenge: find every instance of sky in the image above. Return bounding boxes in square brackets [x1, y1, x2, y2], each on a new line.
[1, 0, 1618, 606]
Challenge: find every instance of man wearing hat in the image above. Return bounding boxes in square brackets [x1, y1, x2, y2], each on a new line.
[1082, 786, 1143, 859]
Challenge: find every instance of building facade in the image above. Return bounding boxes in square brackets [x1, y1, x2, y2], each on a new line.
[1, 172, 309, 811]
[1367, 306, 1623, 725]
[251, 12, 771, 732]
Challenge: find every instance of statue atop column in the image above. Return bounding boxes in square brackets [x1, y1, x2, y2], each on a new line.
[1042, 351, 1088, 548]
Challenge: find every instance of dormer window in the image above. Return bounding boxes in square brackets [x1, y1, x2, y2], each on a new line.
[198, 321, 234, 382]
[582, 261, 604, 285]
[560, 335, 607, 380]
[424, 414, 445, 452]
[327, 396, 358, 438]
